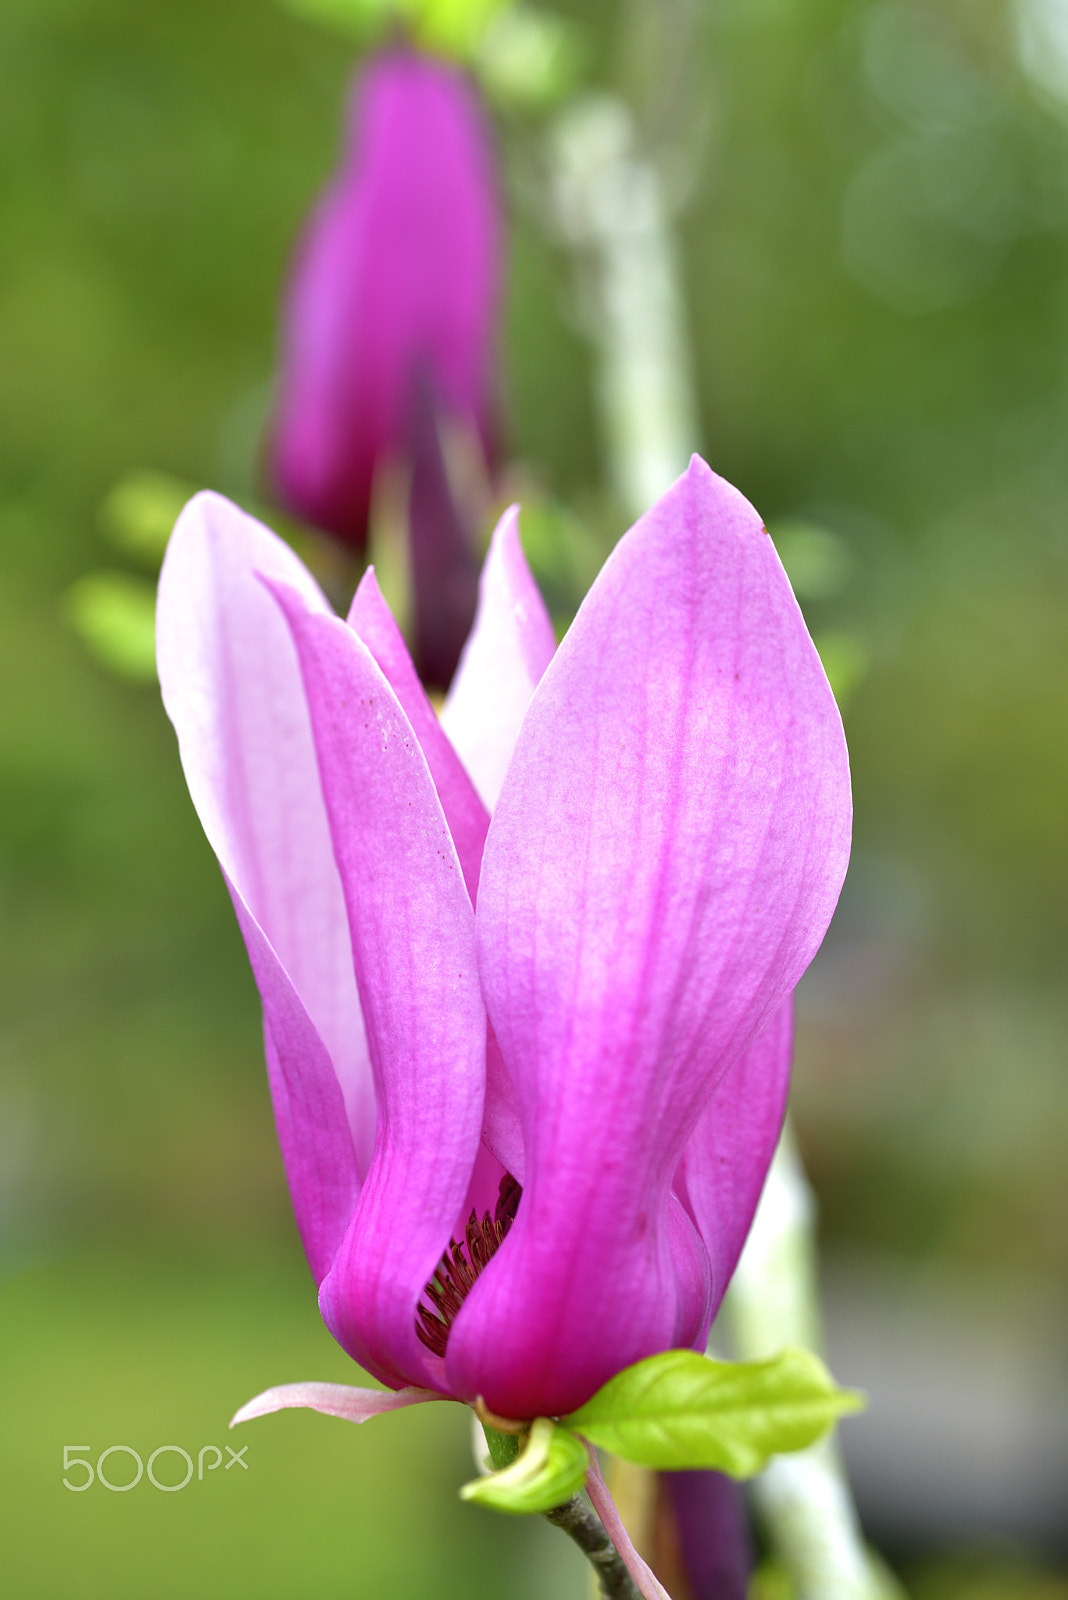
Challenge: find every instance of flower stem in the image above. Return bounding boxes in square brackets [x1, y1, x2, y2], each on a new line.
[480, 1424, 645, 1598]
[543, 1494, 643, 1600]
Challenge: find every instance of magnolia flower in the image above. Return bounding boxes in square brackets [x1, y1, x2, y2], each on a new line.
[157, 456, 850, 1426]
[269, 48, 500, 684]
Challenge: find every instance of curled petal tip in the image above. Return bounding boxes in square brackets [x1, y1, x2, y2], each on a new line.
[230, 1381, 442, 1429]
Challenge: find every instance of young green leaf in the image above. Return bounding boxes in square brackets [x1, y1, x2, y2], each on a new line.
[460, 1417, 587, 1515]
[565, 1347, 864, 1479]
[65, 572, 158, 683]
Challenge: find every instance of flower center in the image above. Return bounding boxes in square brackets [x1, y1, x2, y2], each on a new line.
[415, 1172, 521, 1357]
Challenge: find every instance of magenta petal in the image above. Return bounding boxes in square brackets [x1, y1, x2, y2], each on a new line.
[156, 493, 366, 1282]
[440, 504, 556, 810]
[231, 1381, 440, 1428]
[268, 582, 487, 1391]
[482, 1023, 525, 1181]
[270, 50, 500, 549]
[347, 567, 488, 901]
[675, 996, 794, 1335]
[448, 457, 851, 1419]
[345, 568, 519, 1177]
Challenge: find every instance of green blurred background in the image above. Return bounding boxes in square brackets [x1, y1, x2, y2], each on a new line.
[1, 0, 1066, 1594]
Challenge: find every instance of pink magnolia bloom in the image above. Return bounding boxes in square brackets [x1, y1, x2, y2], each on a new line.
[268, 49, 499, 684]
[157, 456, 850, 1423]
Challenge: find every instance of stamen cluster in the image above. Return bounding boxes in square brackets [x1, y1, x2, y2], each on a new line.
[416, 1173, 521, 1357]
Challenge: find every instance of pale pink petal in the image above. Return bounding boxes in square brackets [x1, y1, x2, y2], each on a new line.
[230, 1381, 441, 1428]
[156, 493, 369, 1281]
[268, 581, 486, 1392]
[440, 505, 556, 810]
[448, 456, 851, 1419]
[347, 567, 488, 901]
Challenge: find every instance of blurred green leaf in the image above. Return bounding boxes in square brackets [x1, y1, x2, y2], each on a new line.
[276, 0, 395, 43]
[98, 469, 197, 568]
[477, 7, 583, 108]
[65, 571, 158, 683]
[415, 0, 507, 56]
[565, 1348, 864, 1479]
[770, 520, 853, 601]
[815, 629, 869, 710]
[277, 0, 509, 57]
[460, 1417, 587, 1515]
[749, 1561, 798, 1600]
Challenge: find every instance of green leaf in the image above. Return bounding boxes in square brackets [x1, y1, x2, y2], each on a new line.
[477, 7, 584, 108]
[565, 1348, 865, 1480]
[65, 572, 158, 683]
[770, 520, 852, 602]
[460, 1417, 587, 1515]
[814, 630, 869, 711]
[98, 470, 198, 568]
[277, 0, 509, 57]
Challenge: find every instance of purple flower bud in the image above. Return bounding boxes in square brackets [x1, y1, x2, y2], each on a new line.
[269, 48, 501, 574]
[662, 1471, 754, 1600]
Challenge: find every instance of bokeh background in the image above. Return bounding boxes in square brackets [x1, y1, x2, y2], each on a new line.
[2, 0, 1066, 1595]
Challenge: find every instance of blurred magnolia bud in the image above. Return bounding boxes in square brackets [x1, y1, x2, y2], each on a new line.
[269, 47, 501, 682]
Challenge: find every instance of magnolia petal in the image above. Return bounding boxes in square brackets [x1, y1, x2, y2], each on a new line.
[230, 1381, 441, 1428]
[460, 1137, 511, 1224]
[156, 493, 367, 1278]
[347, 567, 488, 902]
[440, 505, 556, 810]
[482, 1024, 525, 1182]
[582, 1445, 674, 1600]
[347, 569, 520, 1187]
[675, 997, 794, 1336]
[450, 457, 851, 1419]
[269, 582, 486, 1392]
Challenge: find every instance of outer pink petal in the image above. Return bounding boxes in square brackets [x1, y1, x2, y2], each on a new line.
[268, 582, 486, 1392]
[231, 1381, 441, 1428]
[674, 996, 794, 1343]
[347, 567, 488, 901]
[447, 456, 851, 1419]
[439, 505, 556, 810]
[156, 493, 367, 1282]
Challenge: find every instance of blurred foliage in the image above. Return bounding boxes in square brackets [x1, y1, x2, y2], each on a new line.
[66, 571, 158, 681]
[906, 1554, 1068, 1599]
[0, 1243, 577, 1599]
[276, 0, 585, 106]
[98, 468, 197, 565]
[2, 0, 1067, 1590]
[752, 1553, 1068, 1600]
